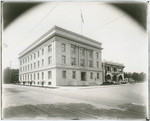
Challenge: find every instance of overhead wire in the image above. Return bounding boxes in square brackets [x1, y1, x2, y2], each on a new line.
[86, 14, 127, 34]
[13, 2, 60, 49]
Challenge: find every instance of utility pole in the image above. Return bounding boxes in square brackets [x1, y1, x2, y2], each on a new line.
[9, 61, 12, 84]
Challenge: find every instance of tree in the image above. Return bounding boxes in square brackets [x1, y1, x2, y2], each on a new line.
[3, 67, 19, 84]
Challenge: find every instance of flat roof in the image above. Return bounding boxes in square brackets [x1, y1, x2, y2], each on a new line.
[19, 25, 102, 58]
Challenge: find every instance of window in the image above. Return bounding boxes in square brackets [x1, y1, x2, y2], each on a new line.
[71, 57, 76, 65]
[48, 56, 52, 65]
[48, 82, 51, 85]
[48, 71, 52, 79]
[28, 57, 29, 62]
[62, 70, 66, 78]
[80, 59, 85, 66]
[48, 45, 52, 52]
[62, 55, 66, 64]
[25, 58, 27, 63]
[23, 59, 24, 64]
[97, 62, 99, 68]
[89, 51, 93, 57]
[20, 61, 22, 66]
[62, 43, 66, 52]
[23, 67, 24, 72]
[90, 72, 93, 79]
[38, 51, 40, 57]
[28, 65, 29, 70]
[34, 74, 36, 80]
[28, 75, 29, 80]
[20, 76, 21, 81]
[72, 71, 76, 79]
[34, 53, 36, 59]
[25, 75, 27, 80]
[20, 67, 22, 72]
[34, 62, 36, 68]
[31, 63, 32, 70]
[80, 49, 85, 56]
[30, 74, 32, 80]
[113, 67, 117, 72]
[25, 66, 27, 71]
[42, 49, 44, 55]
[106, 66, 111, 71]
[42, 72, 44, 79]
[89, 61, 92, 67]
[37, 73, 39, 80]
[97, 73, 99, 79]
[96, 52, 99, 59]
[42, 59, 44, 66]
[38, 61, 40, 67]
[71, 45, 76, 54]
[31, 55, 32, 60]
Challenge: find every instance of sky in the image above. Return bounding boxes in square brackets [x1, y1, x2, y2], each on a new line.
[2, 2, 148, 74]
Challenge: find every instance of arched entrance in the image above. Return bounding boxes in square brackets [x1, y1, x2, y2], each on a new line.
[118, 75, 123, 81]
[113, 75, 117, 81]
[105, 74, 111, 82]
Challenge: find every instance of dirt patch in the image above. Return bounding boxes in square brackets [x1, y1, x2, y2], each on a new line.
[3, 103, 146, 120]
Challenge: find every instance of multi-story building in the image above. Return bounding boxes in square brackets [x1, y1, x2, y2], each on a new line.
[102, 60, 125, 83]
[19, 26, 103, 87]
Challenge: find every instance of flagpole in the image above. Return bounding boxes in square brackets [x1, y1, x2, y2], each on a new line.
[80, 9, 82, 34]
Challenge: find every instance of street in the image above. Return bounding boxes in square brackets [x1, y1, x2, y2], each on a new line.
[2, 83, 147, 120]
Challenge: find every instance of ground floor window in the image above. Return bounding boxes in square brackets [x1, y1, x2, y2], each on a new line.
[97, 73, 99, 79]
[90, 72, 93, 79]
[48, 71, 52, 79]
[62, 70, 66, 78]
[72, 71, 76, 79]
[48, 82, 51, 85]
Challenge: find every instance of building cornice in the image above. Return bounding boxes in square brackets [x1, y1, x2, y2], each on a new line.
[19, 26, 102, 58]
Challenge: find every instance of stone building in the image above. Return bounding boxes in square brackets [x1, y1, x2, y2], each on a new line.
[19, 26, 103, 87]
[102, 60, 125, 83]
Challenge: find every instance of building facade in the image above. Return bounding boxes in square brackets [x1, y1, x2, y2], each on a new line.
[19, 26, 103, 87]
[102, 61, 125, 83]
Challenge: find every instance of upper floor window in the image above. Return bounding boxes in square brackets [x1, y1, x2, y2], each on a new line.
[30, 74, 32, 80]
[48, 56, 52, 65]
[62, 43, 66, 52]
[28, 65, 29, 70]
[62, 55, 66, 64]
[48, 45, 52, 52]
[31, 63, 32, 70]
[97, 73, 99, 79]
[37, 73, 39, 80]
[106, 66, 111, 71]
[71, 57, 76, 65]
[42, 49, 44, 55]
[38, 51, 40, 57]
[34, 62, 36, 68]
[96, 52, 99, 59]
[42, 72, 44, 80]
[42, 59, 44, 66]
[97, 62, 99, 68]
[113, 67, 117, 72]
[80, 49, 85, 56]
[38, 61, 40, 67]
[28, 57, 29, 62]
[89, 61, 93, 67]
[89, 51, 93, 58]
[20, 61, 22, 66]
[72, 71, 76, 79]
[34, 74, 36, 80]
[80, 59, 85, 66]
[90, 72, 93, 79]
[62, 70, 66, 78]
[31, 55, 32, 60]
[34, 53, 36, 59]
[71, 45, 76, 54]
[48, 71, 52, 79]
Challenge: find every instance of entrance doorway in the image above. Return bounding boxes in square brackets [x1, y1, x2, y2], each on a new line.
[81, 72, 86, 81]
